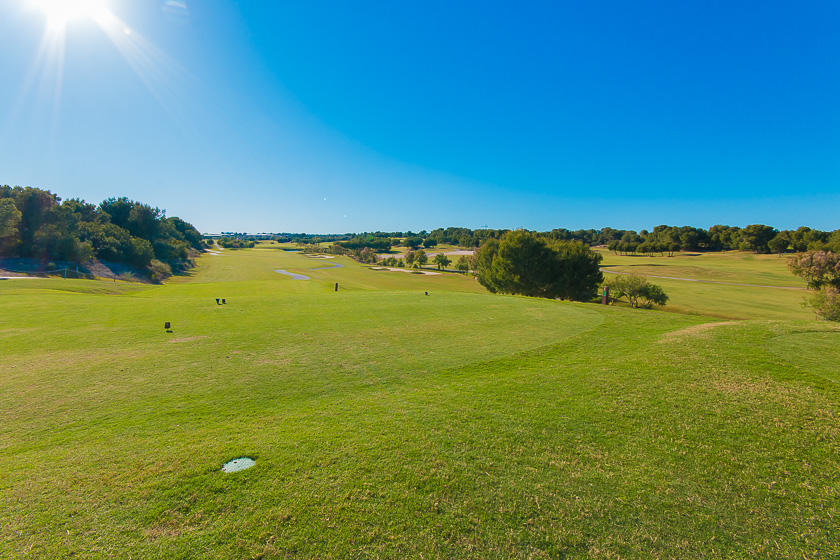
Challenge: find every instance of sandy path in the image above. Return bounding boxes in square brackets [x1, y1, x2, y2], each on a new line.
[371, 267, 442, 275]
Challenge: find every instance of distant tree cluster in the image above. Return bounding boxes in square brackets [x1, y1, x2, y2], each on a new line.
[598, 224, 840, 255]
[475, 231, 603, 301]
[1, 185, 202, 276]
[218, 237, 256, 249]
[395, 224, 840, 256]
[335, 235, 392, 252]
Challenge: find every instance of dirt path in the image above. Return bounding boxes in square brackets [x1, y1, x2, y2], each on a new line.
[600, 269, 805, 290]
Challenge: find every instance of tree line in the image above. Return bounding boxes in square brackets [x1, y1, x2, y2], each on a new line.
[0, 185, 203, 279]
[254, 224, 840, 255]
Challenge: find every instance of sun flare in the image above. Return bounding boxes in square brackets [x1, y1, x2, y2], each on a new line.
[30, 0, 111, 28]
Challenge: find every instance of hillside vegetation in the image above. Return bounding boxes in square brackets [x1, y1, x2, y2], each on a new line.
[0, 186, 203, 276]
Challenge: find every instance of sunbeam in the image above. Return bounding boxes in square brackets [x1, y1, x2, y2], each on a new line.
[92, 9, 199, 132]
[30, 0, 111, 29]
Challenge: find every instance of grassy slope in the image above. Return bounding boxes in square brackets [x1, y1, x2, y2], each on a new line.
[1, 248, 838, 558]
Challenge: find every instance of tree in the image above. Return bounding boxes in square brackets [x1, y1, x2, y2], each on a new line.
[787, 251, 840, 290]
[433, 253, 451, 270]
[552, 240, 605, 300]
[788, 250, 840, 322]
[0, 198, 22, 239]
[741, 224, 778, 253]
[768, 233, 790, 256]
[405, 250, 416, 265]
[415, 250, 428, 266]
[474, 231, 602, 300]
[456, 255, 470, 273]
[806, 287, 840, 322]
[608, 274, 669, 308]
[404, 236, 423, 250]
[423, 238, 438, 249]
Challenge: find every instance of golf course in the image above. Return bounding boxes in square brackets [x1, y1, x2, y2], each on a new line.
[2, 244, 838, 558]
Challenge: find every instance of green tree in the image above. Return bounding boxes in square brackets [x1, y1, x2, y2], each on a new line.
[433, 253, 451, 270]
[806, 287, 840, 322]
[609, 274, 669, 308]
[553, 240, 605, 300]
[456, 255, 470, 273]
[404, 236, 423, 250]
[415, 250, 428, 266]
[741, 224, 778, 253]
[768, 233, 790, 256]
[475, 231, 602, 300]
[0, 198, 22, 239]
[787, 250, 840, 322]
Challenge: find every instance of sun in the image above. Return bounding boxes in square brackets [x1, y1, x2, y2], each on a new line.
[30, 0, 111, 28]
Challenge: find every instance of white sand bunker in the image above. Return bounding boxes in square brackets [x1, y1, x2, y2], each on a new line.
[302, 254, 335, 259]
[371, 267, 442, 275]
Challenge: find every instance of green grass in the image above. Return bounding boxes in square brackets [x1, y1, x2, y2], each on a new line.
[599, 249, 815, 320]
[1, 248, 839, 558]
[598, 249, 805, 287]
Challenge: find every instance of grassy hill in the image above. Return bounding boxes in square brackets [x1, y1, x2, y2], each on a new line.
[1, 246, 838, 558]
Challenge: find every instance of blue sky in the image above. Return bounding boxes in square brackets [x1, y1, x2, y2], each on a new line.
[1, 0, 838, 233]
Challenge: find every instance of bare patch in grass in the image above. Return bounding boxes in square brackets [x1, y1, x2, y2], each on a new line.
[166, 336, 207, 343]
[657, 321, 740, 343]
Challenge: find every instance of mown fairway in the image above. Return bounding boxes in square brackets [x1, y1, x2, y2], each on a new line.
[2, 247, 838, 558]
[598, 249, 814, 321]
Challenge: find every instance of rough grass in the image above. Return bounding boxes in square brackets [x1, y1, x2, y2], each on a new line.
[1, 248, 839, 558]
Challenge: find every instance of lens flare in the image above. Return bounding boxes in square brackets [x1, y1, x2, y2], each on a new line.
[30, 0, 111, 28]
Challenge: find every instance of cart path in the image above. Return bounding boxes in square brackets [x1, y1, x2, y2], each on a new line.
[275, 270, 310, 280]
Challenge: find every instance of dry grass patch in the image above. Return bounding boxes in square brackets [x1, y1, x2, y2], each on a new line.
[657, 321, 741, 343]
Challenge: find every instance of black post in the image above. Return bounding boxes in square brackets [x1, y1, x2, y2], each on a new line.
[335, 283, 338, 292]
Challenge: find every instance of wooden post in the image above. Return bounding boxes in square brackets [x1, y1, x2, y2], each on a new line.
[601, 286, 609, 305]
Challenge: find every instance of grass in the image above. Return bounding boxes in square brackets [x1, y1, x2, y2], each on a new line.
[1, 248, 839, 558]
[599, 249, 815, 320]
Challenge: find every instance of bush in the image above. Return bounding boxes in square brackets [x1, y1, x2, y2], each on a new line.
[807, 287, 840, 322]
[46, 262, 57, 271]
[608, 274, 669, 309]
[148, 259, 172, 283]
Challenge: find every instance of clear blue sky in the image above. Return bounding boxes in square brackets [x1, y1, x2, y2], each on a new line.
[1, 0, 838, 233]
